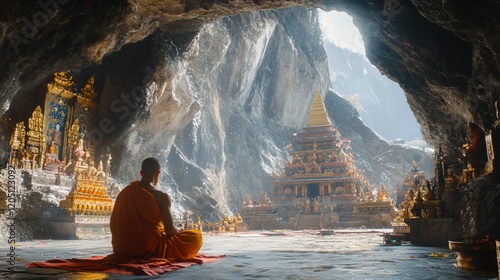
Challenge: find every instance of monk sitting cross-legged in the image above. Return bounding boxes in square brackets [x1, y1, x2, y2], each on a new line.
[110, 157, 202, 261]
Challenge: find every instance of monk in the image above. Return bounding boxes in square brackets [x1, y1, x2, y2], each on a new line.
[464, 123, 488, 168]
[110, 158, 202, 260]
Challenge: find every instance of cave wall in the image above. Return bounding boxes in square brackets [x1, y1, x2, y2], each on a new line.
[86, 7, 331, 218]
[2, 7, 332, 220]
[461, 174, 500, 239]
[1, 0, 499, 165]
[132, 8, 331, 217]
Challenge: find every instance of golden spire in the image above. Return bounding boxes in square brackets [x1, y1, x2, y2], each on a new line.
[77, 75, 97, 108]
[66, 119, 81, 162]
[10, 122, 26, 151]
[53, 71, 75, 90]
[306, 89, 331, 127]
[47, 71, 76, 99]
[81, 75, 97, 100]
[26, 106, 45, 159]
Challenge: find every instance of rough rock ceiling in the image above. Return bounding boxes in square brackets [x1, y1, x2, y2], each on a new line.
[1, 0, 499, 161]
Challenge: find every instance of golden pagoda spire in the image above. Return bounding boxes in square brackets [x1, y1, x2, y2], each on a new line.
[53, 71, 74, 90]
[26, 106, 45, 167]
[77, 75, 97, 109]
[47, 70, 76, 99]
[10, 122, 26, 151]
[306, 89, 331, 127]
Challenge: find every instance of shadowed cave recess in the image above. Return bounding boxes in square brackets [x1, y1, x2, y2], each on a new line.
[0, 0, 499, 239]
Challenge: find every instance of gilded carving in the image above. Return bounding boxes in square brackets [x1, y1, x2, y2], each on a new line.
[26, 106, 45, 168]
[9, 122, 26, 167]
[66, 119, 80, 163]
[8, 70, 113, 218]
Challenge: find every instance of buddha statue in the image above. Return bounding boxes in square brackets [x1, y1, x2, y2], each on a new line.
[44, 141, 59, 168]
[411, 190, 424, 218]
[49, 123, 62, 157]
[47, 141, 57, 155]
[313, 198, 319, 213]
[462, 122, 488, 169]
[377, 186, 386, 202]
[73, 138, 87, 167]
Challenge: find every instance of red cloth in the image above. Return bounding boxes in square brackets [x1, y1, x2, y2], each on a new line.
[26, 254, 225, 276]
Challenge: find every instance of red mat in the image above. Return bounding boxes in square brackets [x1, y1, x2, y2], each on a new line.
[26, 254, 225, 276]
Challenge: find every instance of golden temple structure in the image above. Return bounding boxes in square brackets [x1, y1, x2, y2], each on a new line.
[203, 214, 248, 233]
[390, 147, 445, 243]
[8, 71, 105, 173]
[395, 160, 427, 206]
[273, 90, 359, 200]
[242, 90, 394, 230]
[60, 173, 113, 216]
[394, 162, 441, 219]
[7, 71, 114, 239]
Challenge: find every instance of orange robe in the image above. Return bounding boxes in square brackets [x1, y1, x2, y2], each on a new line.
[110, 181, 202, 260]
[466, 127, 487, 168]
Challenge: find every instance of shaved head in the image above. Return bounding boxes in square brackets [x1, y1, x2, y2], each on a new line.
[141, 157, 161, 177]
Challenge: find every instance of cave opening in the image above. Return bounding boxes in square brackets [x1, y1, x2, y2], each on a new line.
[0, 3, 498, 262]
[318, 9, 426, 145]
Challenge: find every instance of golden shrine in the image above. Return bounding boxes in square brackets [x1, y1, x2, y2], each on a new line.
[59, 175, 113, 216]
[390, 144, 450, 244]
[241, 90, 394, 230]
[7, 71, 114, 239]
[181, 210, 205, 232]
[395, 160, 427, 206]
[8, 71, 104, 172]
[179, 208, 248, 233]
[203, 214, 248, 233]
[392, 161, 441, 227]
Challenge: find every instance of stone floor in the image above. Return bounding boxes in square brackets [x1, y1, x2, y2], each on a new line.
[1, 229, 498, 279]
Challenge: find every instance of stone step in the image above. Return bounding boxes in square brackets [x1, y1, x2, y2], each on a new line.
[296, 214, 322, 229]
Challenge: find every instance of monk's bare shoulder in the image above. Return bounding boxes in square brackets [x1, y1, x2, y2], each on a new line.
[148, 188, 171, 208]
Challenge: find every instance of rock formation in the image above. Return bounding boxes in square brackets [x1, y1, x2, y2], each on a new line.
[2, 1, 499, 156]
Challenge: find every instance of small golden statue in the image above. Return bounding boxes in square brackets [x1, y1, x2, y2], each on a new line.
[313, 198, 319, 213]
